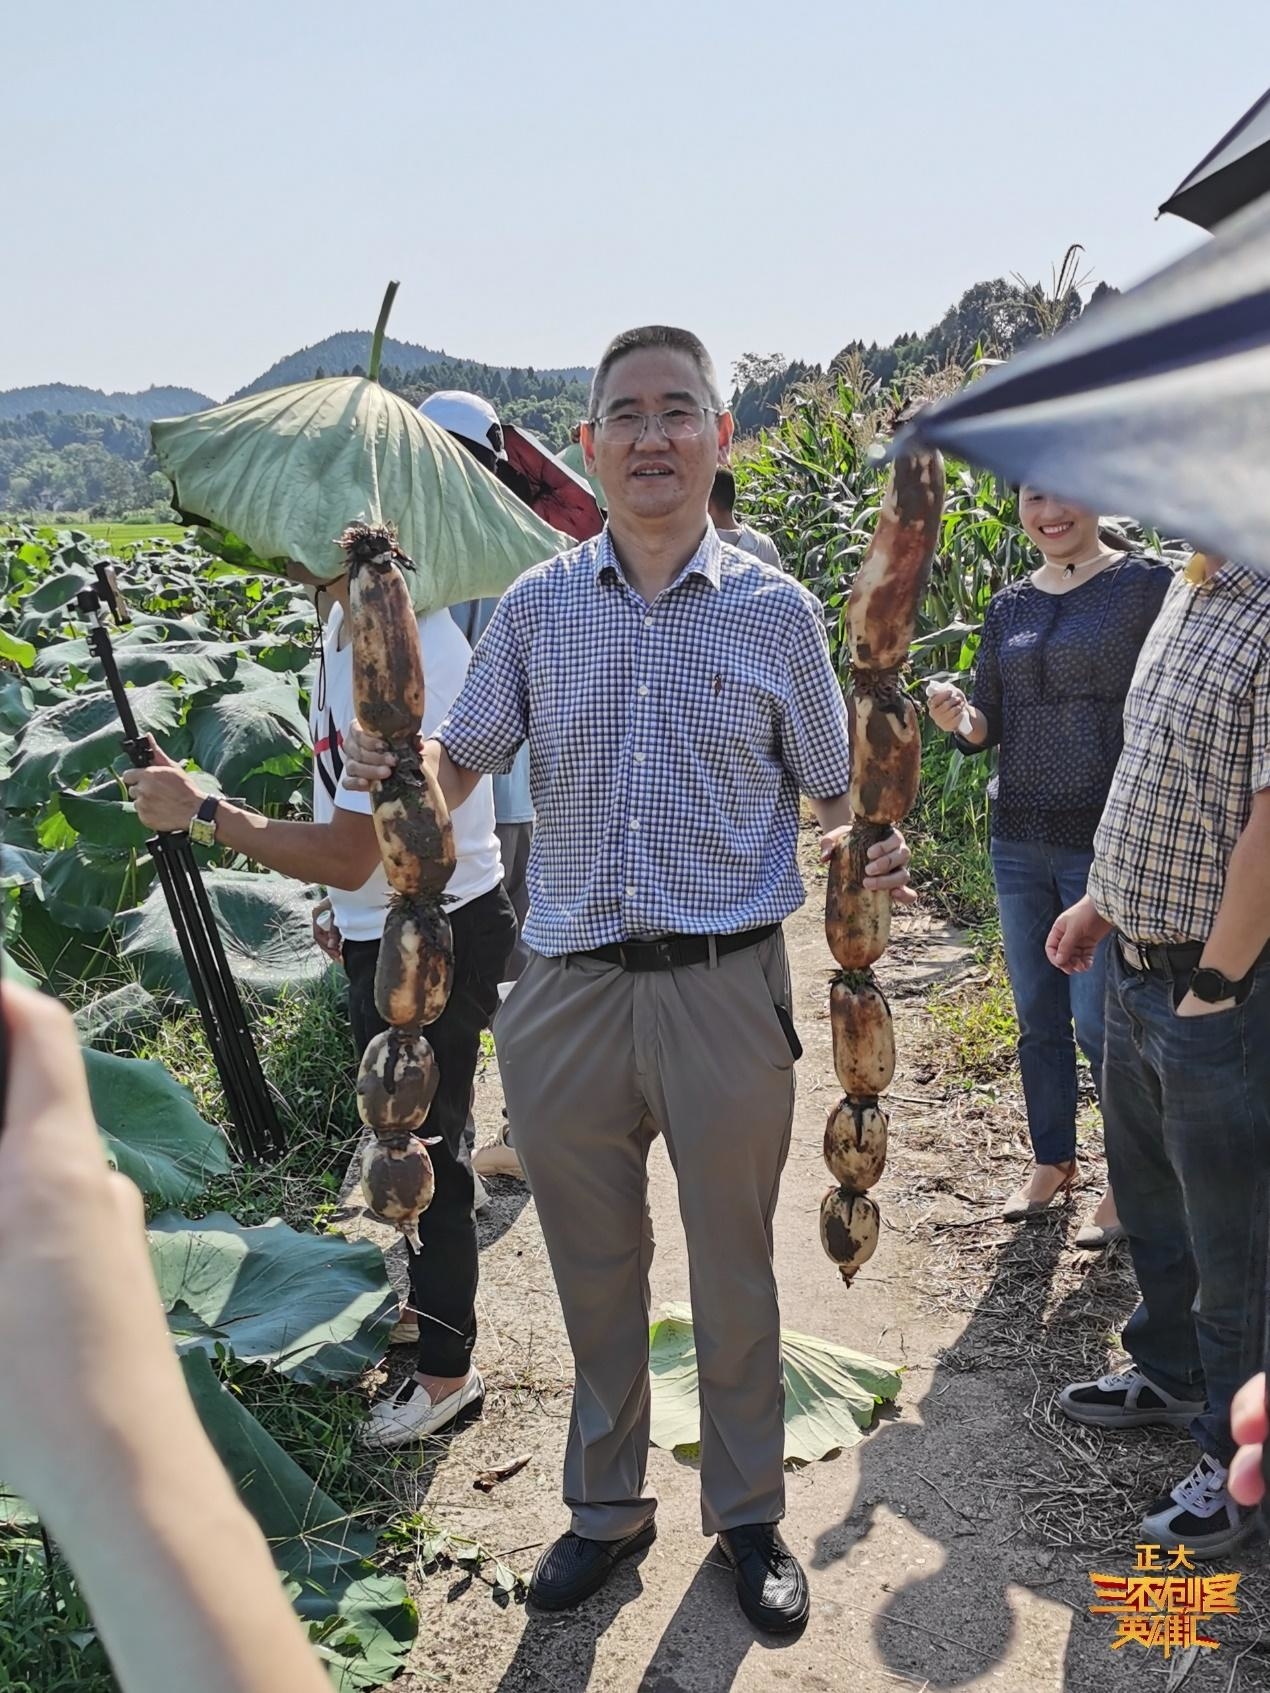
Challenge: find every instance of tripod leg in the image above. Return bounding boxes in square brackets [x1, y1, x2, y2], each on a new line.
[148, 839, 267, 1161]
[167, 841, 286, 1159]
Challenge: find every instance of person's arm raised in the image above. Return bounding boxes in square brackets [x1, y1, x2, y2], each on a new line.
[0, 985, 330, 1693]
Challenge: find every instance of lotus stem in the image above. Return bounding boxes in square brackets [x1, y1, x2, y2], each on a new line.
[368, 281, 400, 383]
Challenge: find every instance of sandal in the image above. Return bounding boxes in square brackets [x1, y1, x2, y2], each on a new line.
[1002, 1159, 1077, 1221]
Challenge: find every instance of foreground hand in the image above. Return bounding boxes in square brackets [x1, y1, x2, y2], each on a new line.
[311, 897, 344, 962]
[820, 825, 918, 907]
[120, 737, 203, 831]
[0, 985, 181, 1520]
[1046, 895, 1112, 974]
[1229, 1373, 1268, 1508]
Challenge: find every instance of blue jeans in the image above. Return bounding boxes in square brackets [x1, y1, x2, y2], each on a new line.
[1104, 946, 1270, 1463]
[990, 839, 1107, 1165]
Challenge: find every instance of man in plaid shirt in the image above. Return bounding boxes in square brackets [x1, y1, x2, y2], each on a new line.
[1048, 551, 1270, 1555]
[343, 325, 912, 1634]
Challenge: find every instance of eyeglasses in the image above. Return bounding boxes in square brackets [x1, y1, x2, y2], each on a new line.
[589, 405, 716, 444]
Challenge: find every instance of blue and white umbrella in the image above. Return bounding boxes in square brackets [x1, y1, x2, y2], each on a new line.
[891, 189, 1270, 573]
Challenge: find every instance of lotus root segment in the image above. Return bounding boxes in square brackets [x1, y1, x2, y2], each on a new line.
[375, 896, 454, 1026]
[846, 449, 945, 673]
[341, 521, 426, 742]
[848, 686, 921, 824]
[372, 757, 457, 897]
[821, 447, 944, 1287]
[357, 1027, 440, 1138]
[823, 1096, 889, 1191]
[361, 1134, 435, 1252]
[830, 971, 896, 1097]
[825, 827, 892, 970]
[819, 1188, 881, 1286]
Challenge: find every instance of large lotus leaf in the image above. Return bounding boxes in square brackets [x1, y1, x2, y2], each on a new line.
[0, 674, 33, 733]
[35, 635, 240, 693]
[55, 781, 153, 849]
[179, 1352, 416, 1690]
[40, 836, 154, 932]
[186, 675, 310, 792]
[0, 843, 44, 891]
[4, 682, 187, 810]
[83, 1046, 231, 1204]
[118, 869, 325, 1001]
[559, 439, 608, 503]
[152, 377, 567, 611]
[0, 628, 35, 669]
[150, 1212, 396, 1382]
[649, 1303, 901, 1464]
[11, 892, 115, 993]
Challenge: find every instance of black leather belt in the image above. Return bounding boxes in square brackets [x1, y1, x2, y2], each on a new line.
[1116, 934, 1270, 979]
[573, 923, 778, 973]
[1116, 935, 1205, 978]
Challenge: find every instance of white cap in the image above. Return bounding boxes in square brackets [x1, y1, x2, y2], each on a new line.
[418, 390, 506, 460]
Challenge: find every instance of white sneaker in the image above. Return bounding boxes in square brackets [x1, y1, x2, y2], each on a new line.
[1140, 1454, 1253, 1557]
[1058, 1366, 1205, 1429]
[360, 1368, 485, 1449]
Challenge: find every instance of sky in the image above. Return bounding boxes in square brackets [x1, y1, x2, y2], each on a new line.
[3, 0, 1268, 400]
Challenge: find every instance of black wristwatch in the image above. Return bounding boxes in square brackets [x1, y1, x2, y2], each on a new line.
[1188, 964, 1241, 1004]
[188, 794, 221, 847]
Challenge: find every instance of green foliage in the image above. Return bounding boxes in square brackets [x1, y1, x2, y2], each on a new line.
[0, 525, 317, 990]
[928, 942, 1020, 1084]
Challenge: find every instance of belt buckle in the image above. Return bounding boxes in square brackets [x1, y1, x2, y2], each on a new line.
[654, 939, 675, 970]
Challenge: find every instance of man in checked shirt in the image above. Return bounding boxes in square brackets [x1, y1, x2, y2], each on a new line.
[1048, 549, 1270, 1556]
[342, 325, 912, 1633]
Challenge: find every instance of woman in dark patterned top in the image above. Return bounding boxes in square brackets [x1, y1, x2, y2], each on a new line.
[928, 488, 1172, 1245]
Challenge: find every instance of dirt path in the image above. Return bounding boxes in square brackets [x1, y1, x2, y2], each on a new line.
[353, 822, 1268, 1693]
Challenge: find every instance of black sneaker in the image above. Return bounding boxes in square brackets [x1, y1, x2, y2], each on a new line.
[528, 1521, 656, 1611]
[1058, 1366, 1205, 1430]
[1141, 1454, 1254, 1557]
[717, 1524, 810, 1635]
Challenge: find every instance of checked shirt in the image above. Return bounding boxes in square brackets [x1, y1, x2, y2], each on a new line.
[1088, 560, 1270, 944]
[436, 525, 852, 956]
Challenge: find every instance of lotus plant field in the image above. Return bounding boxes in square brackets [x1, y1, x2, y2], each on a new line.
[1, 523, 423, 1689]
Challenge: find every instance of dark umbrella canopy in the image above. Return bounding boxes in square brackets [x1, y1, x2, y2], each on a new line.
[1160, 86, 1270, 231]
[891, 189, 1270, 573]
[499, 424, 605, 542]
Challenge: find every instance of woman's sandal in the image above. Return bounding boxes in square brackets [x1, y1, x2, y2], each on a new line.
[1002, 1158, 1078, 1221]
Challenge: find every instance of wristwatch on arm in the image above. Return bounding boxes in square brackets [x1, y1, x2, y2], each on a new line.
[1188, 964, 1243, 1004]
[187, 795, 221, 847]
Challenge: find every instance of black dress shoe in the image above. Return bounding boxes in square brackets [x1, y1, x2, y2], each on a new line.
[528, 1521, 657, 1611]
[717, 1524, 809, 1634]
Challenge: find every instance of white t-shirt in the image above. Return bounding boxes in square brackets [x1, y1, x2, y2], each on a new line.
[310, 601, 502, 942]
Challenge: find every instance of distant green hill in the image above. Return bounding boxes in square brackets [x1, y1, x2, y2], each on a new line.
[229, 332, 591, 400]
[0, 383, 215, 421]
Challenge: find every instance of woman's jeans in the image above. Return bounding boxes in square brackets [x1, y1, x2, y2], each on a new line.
[1103, 946, 1270, 1462]
[990, 838, 1107, 1166]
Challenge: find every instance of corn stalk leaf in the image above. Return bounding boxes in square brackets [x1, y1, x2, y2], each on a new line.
[649, 1302, 901, 1464]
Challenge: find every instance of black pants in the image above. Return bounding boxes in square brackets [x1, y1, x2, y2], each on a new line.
[344, 884, 517, 1377]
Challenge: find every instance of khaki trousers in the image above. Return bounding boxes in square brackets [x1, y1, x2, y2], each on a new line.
[494, 932, 797, 1538]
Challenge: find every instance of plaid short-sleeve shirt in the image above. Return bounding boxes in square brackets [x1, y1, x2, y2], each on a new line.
[436, 526, 853, 955]
[1089, 561, 1270, 944]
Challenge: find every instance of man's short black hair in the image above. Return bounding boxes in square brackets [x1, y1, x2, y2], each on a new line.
[589, 325, 723, 419]
[711, 467, 737, 512]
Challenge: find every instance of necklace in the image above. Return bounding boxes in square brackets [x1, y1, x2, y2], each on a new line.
[1041, 548, 1112, 580]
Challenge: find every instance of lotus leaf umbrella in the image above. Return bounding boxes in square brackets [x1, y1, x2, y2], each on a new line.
[151, 284, 567, 612]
